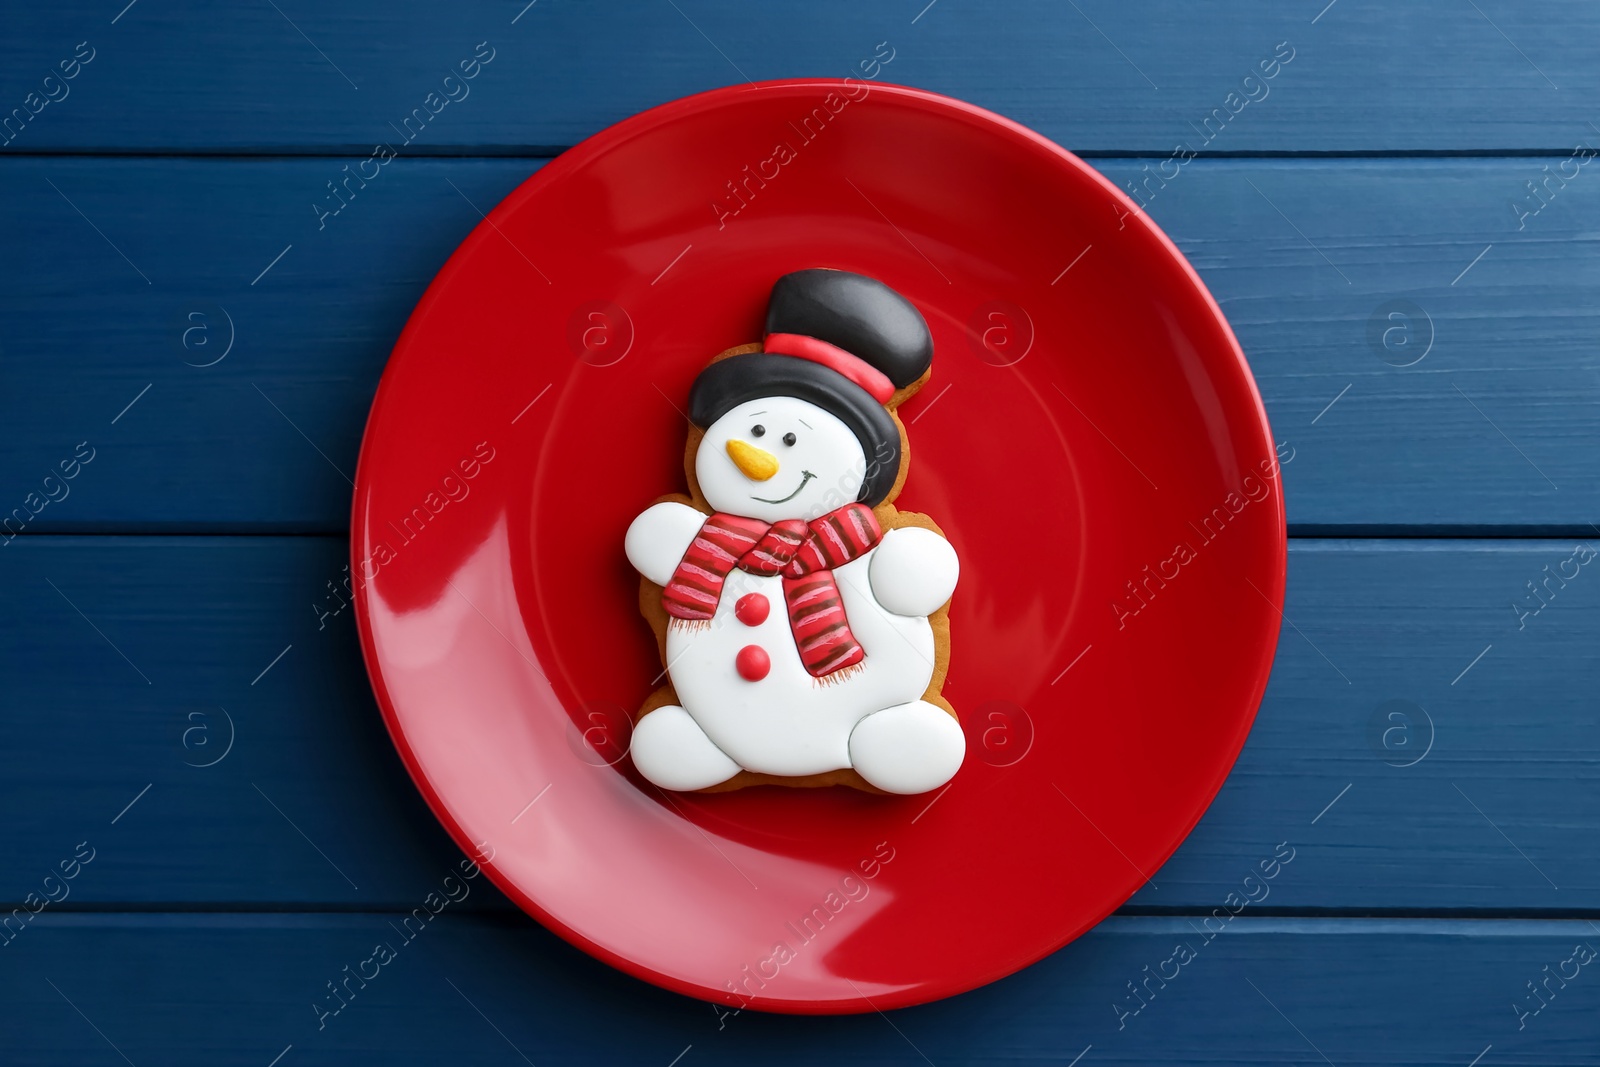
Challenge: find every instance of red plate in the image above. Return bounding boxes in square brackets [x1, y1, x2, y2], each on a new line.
[352, 80, 1285, 1013]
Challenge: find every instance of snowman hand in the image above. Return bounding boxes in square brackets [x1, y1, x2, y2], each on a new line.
[625, 501, 708, 586]
[868, 527, 959, 617]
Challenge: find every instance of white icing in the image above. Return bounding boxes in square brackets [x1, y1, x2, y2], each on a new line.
[624, 394, 964, 794]
[629, 704, 741, 791]
[868, 526, 959, 617]
[625, 500, 707, 587]
[659, 549, 952, 780]
[849, 701, 966, 794]
[695, 396, 867, 523]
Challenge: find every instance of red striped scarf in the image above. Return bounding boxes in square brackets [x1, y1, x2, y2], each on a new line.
[661, 503, 883, 678]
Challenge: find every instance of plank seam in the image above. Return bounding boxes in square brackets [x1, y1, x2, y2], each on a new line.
[1, 148, 1598, 160]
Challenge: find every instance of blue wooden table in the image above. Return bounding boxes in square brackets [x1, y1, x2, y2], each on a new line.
[3, 2, 1598, 1063]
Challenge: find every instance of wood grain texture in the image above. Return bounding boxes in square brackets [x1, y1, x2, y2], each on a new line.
[3, 536, 1594, 912]
[0, 0, 1595, 153]
[3, 3, 1595, 1053]
[2, 157, 1596, 533]
[2, 914, 1595, 1065]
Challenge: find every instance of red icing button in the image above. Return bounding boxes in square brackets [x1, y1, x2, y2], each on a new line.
[734, 593, 770, 626]
[735, 645, 770, 681]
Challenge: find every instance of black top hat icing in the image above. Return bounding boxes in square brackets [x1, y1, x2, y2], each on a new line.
[688, 270, 933, 507]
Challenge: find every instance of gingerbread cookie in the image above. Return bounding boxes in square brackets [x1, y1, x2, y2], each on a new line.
[624, 269, 961, 795]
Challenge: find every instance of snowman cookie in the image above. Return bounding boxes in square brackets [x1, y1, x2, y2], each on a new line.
[625, 270, 963, 795]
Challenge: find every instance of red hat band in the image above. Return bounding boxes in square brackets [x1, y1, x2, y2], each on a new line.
[762, 332, 896, 404]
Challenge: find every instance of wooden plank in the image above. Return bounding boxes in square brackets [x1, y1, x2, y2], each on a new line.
[1162, 160, 1600, 535]
[2, 913, 1594, 1064]
[1136, 539, 1600, 913]
[1, 1, 1596, 153]
[1, 156, 1596, 533]
[2, 536, 1595, 912]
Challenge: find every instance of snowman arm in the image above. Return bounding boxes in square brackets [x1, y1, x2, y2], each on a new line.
[867, 526, 960, 617]
[625, 501, 708, 587]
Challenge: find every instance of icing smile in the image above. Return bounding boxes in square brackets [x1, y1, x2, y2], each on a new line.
[752, 470, 815, 504]
[623, 270, 965, 798]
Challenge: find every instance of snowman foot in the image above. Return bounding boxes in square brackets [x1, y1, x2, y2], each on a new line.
[630, 705, 741, 792]
[849, 701, 965, 795]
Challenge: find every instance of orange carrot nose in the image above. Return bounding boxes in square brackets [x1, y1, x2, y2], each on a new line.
[726, 439, 779, 481]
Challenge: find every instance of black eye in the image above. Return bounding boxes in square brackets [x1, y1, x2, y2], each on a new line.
[751, 424, 765, 437]
[782, 432, 797, 446]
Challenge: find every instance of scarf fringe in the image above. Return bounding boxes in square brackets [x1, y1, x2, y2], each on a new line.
[812, 661, 865, 687]
[665, 617, 868, 686]
[661, 507, 883, 685]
